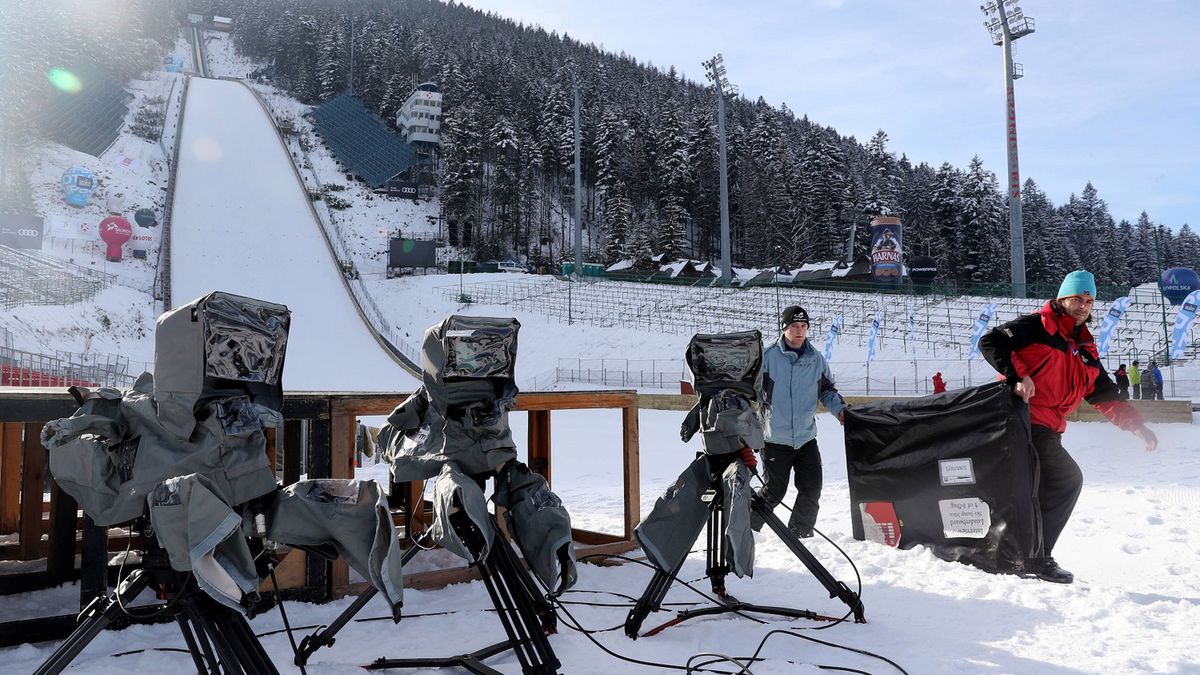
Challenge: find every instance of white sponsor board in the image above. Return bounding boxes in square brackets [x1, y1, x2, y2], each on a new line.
[938, 497, 991, 539]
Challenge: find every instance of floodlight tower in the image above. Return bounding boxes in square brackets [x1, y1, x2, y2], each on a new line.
[571, 64, 583, 279]
[981, 0, 1036, 298]
[703, 54, 736, 285]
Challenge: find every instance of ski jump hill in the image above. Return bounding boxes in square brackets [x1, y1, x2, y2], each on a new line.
[171, 77, 418, 391]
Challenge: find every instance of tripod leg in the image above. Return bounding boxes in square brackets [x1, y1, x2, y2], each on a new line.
[623, 555, 684, 640]
[705, 495, 730, 596]
[33, 570, 152, 675]
[294, 534, 425, 666]
[478, 520, 560, 675]
[175, 614, 217, 674]
[751, 494, 866, 623]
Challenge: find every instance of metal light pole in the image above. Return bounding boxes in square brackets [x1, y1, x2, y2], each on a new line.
[981, 0, 1035, 298]
[1154, 230, 1171, 365]
[703, 54, 736, 286]
[571, 67, 583, 279]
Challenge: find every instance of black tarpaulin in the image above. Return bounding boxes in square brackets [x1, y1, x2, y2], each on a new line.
[844, 382, 1043, 573]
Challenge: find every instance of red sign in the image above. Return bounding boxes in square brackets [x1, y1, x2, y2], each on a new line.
[98, 216, 132, 261]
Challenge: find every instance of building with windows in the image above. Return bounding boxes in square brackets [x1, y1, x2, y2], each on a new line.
[395, 82, 442, 145]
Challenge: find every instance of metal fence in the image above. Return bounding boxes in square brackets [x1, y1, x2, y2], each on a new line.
[0, 345, 142, 388]
[0, 245, 115, 311]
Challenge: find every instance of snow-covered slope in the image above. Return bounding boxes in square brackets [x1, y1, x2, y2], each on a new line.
[171, 77, 416, 391]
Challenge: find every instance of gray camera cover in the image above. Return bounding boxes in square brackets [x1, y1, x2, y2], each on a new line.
[42, 372, 279, 526]
[154, 292, 290, 441]
[377, 316, 520, 481]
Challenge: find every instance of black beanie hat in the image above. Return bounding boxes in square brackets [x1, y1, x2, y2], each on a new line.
[781, 305, 809, 328]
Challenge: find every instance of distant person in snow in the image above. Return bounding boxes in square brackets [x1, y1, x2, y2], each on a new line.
[931, 372, 947, 394]
[1147, 361, 1165, 400]
[1129, 360, 1142, 399]
[754, 305, 846, 538]
[1114, 364, 1130, 399]
[979, 270, 1157, 585]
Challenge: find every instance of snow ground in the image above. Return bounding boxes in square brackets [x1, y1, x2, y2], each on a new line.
[5, 412, 1198, 674]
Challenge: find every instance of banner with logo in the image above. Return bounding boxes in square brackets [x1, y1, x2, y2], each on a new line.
[47, 214, 99, 241]
[824, 316, 843, 361]
[866, 311, 883, 364]
[1169, 290, 1200, 360]
[1096, 296, 1131, 357]
[0, 214, 45, 249]
[968, 303, 998, 360]
[869, 216, 903, 284]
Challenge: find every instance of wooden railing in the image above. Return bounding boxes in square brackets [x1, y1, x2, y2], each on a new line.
[0, 387, 640, 646]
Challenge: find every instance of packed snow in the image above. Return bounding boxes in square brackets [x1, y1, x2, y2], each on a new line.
[5, 410, 1198, 674]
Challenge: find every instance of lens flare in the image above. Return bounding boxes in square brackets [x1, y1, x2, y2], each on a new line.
[47, 68, 83, 94]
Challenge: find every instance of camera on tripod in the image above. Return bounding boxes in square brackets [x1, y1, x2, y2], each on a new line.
[35, 292, 406, 675]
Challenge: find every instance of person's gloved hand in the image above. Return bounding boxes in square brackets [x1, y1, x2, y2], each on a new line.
[738, 446, 758, 470]
[1133, 425, 1158, 452]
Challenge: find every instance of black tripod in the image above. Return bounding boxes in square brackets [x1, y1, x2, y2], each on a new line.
[296, 498, 561, 674]
[34, 548, 279, 675]
[625, 454, 866, 639]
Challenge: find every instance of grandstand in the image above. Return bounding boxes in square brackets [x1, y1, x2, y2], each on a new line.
[309, 91, 417, 189]
[39, 67, 131, 157]
[0, 244, 114, 310]
[436, 277, 1191, 367]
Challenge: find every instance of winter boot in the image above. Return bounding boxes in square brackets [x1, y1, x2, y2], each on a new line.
[1035, 556, 1074, 584]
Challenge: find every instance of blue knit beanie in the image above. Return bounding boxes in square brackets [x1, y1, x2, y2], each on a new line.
[1057, 270, 1097, 299]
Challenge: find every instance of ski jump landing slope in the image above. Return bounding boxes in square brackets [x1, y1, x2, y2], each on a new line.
[171, 78, 417, 391]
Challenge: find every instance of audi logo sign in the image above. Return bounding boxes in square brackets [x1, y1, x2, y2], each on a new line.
[0, 214, 44, 249]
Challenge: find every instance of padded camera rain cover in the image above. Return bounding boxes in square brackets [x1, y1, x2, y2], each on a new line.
[844, 382, 1043, 573]
[155, 292, 290, 440]
[378, 315, 520, 481]
[681, 331, 766, 455]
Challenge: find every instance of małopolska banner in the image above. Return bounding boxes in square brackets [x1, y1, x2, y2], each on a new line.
[866, 311, 883, 364]
[47, 214, 98, 241]
[1096, 296, 1131, 357]
[968, 303, 998, 360]
[824, 316, 843, 361]
[1169, 290, 1200, 360]
[869, 216, 903, 284]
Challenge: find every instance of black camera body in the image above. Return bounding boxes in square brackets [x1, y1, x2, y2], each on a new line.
[681, 330, 766, 455]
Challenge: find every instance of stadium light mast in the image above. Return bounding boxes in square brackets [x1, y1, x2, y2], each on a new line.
[572, 65, 583, 279]
[703, 54, 736, 285]
[982, 0, 1036, 298]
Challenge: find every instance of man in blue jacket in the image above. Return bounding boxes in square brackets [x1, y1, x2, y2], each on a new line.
[752, 305, 846, 537]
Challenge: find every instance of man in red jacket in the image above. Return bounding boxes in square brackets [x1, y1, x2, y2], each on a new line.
[979, 270, 1157, 584]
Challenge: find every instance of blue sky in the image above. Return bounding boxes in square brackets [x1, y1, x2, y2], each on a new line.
[461, 0, 1199, 231]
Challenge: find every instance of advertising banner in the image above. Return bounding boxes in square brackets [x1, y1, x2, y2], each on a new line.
[1096, 296, 1131, 357]
[1169, 290, 1200, 361]
[968, 303, 998, 360]
[824, 316, 843, 361]
[866, 311, 883, 364]
[869, 216, 903, 284]
[0, 214, 45, 249]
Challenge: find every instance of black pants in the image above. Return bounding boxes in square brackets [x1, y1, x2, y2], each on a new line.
[1133, 383, 1142, 399]
[752, 439, 822, 533]
[1030, 425, 1084, 557]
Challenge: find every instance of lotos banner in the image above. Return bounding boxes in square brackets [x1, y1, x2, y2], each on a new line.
[1096, 296, 1131, 357]
[824, 315, 843, 361]
[1169, 290, 1200, 361]
[968, 303, 998, 360]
